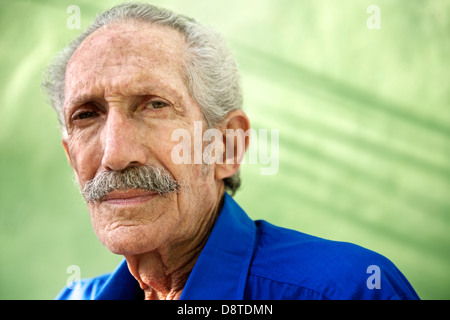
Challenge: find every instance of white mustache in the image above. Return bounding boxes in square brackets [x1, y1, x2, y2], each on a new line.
[82, 165, 180, 203]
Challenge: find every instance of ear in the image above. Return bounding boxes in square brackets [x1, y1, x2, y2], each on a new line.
[215, 110, 251, 181]
[62, 139, 74, 167]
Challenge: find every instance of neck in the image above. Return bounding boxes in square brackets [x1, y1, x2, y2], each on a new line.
[124, 188, 225, 300]
[124, 248, 198, 300]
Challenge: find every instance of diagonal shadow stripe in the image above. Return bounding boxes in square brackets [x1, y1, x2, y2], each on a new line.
[232, 41, 450, 140]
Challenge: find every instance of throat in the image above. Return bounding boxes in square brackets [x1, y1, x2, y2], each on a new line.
[124, 246, 199, 301]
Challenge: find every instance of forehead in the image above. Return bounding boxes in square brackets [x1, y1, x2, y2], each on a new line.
[65, 21, 187, 102]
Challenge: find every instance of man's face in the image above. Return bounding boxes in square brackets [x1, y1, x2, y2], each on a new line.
[62, 21, 221, 255]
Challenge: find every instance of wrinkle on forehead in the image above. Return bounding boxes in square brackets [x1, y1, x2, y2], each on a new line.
[68, 21, 186, 72]
[64, 21, 190, 107]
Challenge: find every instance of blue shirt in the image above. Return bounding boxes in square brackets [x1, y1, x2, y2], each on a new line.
[56, 193, 419, 300]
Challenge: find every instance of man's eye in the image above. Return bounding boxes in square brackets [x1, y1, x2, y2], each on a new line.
[146, 100, 169, 109]
[74, 111, 97, 120]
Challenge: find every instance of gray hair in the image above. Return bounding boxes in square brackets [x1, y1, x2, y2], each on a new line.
[41, 2, 243, 195]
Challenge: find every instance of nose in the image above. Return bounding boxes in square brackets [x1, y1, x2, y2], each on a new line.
[101, 108, 147, 171]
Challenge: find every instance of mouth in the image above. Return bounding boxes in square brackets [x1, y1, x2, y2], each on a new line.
[100, 189, 158, 205]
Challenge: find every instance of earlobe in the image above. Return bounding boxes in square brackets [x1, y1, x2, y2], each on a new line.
[214, 110, 251, 181]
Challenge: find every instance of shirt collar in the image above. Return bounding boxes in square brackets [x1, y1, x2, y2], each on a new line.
[95, 193, 256, 300]
[96, 258, 143, 300]
[180, 193, 256, 299]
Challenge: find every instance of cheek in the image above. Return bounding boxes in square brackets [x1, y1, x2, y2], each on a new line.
[176, 163, 217, 210]
[160, 122, 217, 192]
[67, 137, 103, 187]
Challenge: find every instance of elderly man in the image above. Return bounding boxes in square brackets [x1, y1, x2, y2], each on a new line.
[42, 2, 419, 300]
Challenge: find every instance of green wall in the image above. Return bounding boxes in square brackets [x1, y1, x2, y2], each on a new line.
[1, 0, 449, 299]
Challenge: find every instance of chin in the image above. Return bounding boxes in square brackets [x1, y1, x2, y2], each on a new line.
[99, 224, 166, 256]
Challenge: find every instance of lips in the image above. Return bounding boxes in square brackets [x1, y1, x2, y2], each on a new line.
[101, 189, 158, 205]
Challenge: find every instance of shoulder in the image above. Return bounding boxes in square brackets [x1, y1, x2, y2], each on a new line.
[55, 273, 111, 300]
[246, 220, 419, 300]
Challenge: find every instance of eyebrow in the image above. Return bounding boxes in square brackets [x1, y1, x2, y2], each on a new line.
[66, 94, 99, 107]
[66, 84, 184, 106]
